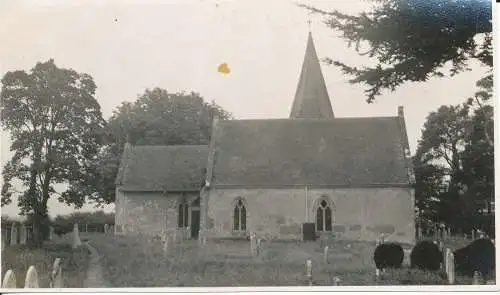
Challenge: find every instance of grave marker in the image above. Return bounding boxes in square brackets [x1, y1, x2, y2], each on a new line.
[10, 224, 18, 245]
[50, 258, 63, 288]
[471, 229, 476, 240]
[72, 223, 82, 249]
[48, 226, 54, 241]
[19, 225, 27, 245]
[445, 249, 455, 284]
[2, 270, 16, 288]
[250, 232, 257, 257]
[332, 276, 341, 286]
[472, 271, 482, 285]
[24, 265, 39, 288]
[323, 246, 329, 264]
[306, 258, 312, 286]
[104, 224, 109, 234]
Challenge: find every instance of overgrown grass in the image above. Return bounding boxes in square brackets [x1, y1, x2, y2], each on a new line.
[1, 240, 90, 288]
[88, 233, 478, 287]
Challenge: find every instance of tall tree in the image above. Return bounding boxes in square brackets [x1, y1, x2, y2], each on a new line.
[301, 0, 492, 103]
[69, 87, 232, 205]
[1, 59, 106, 246]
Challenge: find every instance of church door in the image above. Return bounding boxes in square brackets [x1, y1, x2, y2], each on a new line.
[191, 197, 201, 239]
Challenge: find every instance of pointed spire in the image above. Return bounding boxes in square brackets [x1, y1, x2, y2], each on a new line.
[290, 32, 334, 119]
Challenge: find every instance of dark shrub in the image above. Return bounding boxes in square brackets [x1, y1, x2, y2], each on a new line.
[410, 241, 442, 271]
[374, 243, 404, 269]
[454, 238, 495, 279]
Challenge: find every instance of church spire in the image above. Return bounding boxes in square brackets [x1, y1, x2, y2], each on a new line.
[290, 32, 334, 119]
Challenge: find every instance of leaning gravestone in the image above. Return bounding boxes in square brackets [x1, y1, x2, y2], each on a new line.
[19, 226, 27, 245]
[2, 269, 16, 288]
[24, 265, 39, 288]
[50, 258, 63, 288]
[72, 223, 82, 249]
[10, 224, 18, 245]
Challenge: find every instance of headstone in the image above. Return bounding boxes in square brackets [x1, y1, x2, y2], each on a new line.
[85, 224, 88, 233]
[445, 249, 455, 284]
[162, 233, 169, 257]
[104, 224, 109, 234]
[114, 224, 123, 235]
[72, 223, 82, 249]
[1, 232, 5, 252]
[10, 224, 18, 245]
[50, 258, 63, 288]
[250, 232, 257, 257]
[256, 238, 262, 254]
[417, 227, 422, 239]
[472, 271, 482, 285]
[403, 249, 412, 266]
[323, 246, 329, 264]
[306, 258, 312, 286]
[48, 226, 54, 241]
[2, 270, 16, 288]
[19, 226, 27, 245]
[332, 276, 341, 286]
[109, 225, 115, 234]
[472, 229, 476, 240]
[447, 228, 451, 239]
[24, 265, 39, 288]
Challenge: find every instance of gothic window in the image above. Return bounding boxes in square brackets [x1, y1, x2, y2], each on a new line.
[178, 198, 189, 228]
[316, 199, 332, 232]
[233, 199, 247, 231]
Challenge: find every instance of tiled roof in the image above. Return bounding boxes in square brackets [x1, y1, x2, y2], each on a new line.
[209, 117, 411, 187]
[116, 144, 208, 191]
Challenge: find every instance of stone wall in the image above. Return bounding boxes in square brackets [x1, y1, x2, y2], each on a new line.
[204, 187, 415, 244]
[114, 188, 199, 237]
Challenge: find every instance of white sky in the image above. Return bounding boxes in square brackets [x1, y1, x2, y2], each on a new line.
[0, 0, 491, 218]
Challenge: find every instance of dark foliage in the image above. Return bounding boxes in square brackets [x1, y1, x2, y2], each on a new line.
[454, 238, 495, 279]
[374, 243, 404, 269]
[52, 211, 115, 236]
[410, 241, 442, 271]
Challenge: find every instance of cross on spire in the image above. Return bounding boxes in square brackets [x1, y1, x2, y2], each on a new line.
[307, 13, 312, 31]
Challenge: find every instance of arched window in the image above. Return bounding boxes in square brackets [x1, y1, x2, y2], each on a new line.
[316, 199, 332, 232]
[233, 199, 246, 231]
[178, 198, 189, 228]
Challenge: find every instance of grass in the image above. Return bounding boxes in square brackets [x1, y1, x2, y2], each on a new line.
[1, 238, 90, 288]
[86, 233, 481, 287]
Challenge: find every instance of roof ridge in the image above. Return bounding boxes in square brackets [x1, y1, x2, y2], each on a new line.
[219, 116, 400, 124]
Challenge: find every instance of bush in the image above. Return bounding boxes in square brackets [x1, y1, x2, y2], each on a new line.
[373, 243, 404, 269]
[410, 241, 442, 271]
[454, 238, 495, 279]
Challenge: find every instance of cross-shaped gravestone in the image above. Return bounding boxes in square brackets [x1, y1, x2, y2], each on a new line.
[24, 265, 39, 288]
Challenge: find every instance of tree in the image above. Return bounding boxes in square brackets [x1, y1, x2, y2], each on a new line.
[301, 0, 492, 103]
[1, 59, 106, 246]
[70, 87, 232, 205]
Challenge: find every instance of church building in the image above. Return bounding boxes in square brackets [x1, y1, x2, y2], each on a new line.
[114, 33, 416, 245]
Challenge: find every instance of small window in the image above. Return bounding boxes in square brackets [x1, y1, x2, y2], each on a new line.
[233, 199, 246, 231]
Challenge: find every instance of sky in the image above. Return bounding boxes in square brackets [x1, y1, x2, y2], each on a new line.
[0, 0, 491, 218]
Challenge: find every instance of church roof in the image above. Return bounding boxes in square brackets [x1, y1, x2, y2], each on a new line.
[289, 32, 334, 119]
[208, 116, 411, 187]
[116, 144, 208, 191]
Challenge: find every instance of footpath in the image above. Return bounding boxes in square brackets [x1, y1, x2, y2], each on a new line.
[83, 241, 109, 288]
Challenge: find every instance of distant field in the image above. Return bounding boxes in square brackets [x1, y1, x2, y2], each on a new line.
[1, 238, 89, 288]
[87, 233, 478, 287]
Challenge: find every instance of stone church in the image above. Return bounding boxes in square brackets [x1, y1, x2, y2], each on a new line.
[114, 33, 416, 245]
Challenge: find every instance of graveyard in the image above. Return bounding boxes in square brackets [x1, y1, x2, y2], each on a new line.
[1, 223, 89, 288]
[80, 228, 492, 287]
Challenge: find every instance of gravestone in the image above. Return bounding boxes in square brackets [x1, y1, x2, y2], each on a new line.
[403, 248, 412, 266]
[472, 271, 482, 285]
[24, 265, 39, 288]
[445, 248, 455, 284]
[323, 246, 329, 264]
[19, 226, 27, 245]
[48, 226, 54, 241]
[109, 225, 115, 234]
[472, 230, 476, 240]
[332, 276, 341, 286]
[1, 232, 5, 252]
[2, 270, 16, 288]
[162, 232, 169, 257]
[104, 224, 109, 234]
[72, 223, 82, 249]
[50, 258, 63, 288]
[306, 258, 312, 286]
[114, 224, 123, 235]
[250, 232, 257, 257]
[10, 224, 18, 245]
